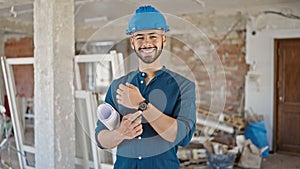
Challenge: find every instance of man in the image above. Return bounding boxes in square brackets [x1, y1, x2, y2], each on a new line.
[95, 5, 196, 169]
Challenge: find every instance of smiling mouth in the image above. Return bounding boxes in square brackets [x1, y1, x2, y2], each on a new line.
[140, 48, 156, 54]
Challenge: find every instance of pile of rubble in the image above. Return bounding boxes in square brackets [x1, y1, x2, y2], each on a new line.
[178, 107, 268, 169]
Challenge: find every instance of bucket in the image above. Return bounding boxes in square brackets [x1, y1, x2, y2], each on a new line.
[206, 151, 236, 169]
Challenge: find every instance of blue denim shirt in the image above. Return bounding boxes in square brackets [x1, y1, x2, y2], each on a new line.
[95, 66, 196, 169]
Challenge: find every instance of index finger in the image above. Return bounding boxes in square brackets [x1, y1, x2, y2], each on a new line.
[125, 111, 142, 122]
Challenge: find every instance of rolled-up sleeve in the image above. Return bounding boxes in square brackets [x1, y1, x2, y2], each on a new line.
[95, 120, 107, 148]
[174, 81, 196, 147]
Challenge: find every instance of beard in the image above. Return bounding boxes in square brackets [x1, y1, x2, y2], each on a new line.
[134, 45, 163, 64]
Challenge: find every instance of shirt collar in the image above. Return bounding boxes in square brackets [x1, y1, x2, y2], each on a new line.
[138, 66, 166, 78]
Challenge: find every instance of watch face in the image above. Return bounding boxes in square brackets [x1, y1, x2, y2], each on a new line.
[138, 101, 148, 111]
[139, 102, 148, 111]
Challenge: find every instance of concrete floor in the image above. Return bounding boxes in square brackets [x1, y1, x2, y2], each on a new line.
[261, 153, 300, 169]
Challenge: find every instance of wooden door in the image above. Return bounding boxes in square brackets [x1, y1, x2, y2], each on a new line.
[274, 38, 300, 154]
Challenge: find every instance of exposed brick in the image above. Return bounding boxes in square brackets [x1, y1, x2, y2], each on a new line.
[170, 29, 248, 115]
[4, 37, 34, 97]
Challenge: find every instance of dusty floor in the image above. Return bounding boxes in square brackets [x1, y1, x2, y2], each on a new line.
[261, 153, 300, 169]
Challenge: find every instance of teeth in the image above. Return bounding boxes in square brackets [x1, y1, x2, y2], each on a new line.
[141, 48, 155, 53]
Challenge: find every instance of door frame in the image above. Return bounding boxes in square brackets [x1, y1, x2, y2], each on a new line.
[273, 38, 300, 153]
[273, 39, 279, 152]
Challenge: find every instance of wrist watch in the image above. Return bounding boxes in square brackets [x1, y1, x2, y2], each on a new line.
[138, 100, 149, 112]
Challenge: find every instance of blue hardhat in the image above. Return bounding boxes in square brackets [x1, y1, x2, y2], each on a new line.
[126, 5, 170, 35]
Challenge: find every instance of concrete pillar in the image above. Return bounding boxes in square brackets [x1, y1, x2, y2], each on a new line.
[0, 30, 5, 105]
[34, 0, 75, 169]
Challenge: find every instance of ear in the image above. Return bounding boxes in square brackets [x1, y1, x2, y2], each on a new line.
[162, 34, 167, 47]
[130, 37, 134, 49]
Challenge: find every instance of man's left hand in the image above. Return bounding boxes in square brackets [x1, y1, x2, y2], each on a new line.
[116, 83, 144, 109]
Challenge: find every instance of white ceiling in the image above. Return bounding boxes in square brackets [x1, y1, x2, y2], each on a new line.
[0, 0, 299, 35]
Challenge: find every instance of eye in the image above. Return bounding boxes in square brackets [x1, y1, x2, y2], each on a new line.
[150, 35, 158, 39]
[135, 36, 144, 40]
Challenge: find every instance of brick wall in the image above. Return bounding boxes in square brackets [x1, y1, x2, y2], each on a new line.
[169, 16, 249, 115]
[4, 37, 34, 97]
[215, 29, 249, 113]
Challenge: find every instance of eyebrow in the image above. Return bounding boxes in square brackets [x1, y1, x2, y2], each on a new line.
[133, 32, 161, 37]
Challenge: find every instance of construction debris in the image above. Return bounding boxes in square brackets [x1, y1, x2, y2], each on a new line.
[178, 106, 267, 169]
[197, 107, 246, 133]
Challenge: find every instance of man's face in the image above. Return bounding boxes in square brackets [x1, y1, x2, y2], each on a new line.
[131, 30, 166, 64]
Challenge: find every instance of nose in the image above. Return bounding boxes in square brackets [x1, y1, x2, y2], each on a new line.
[141, 36, 153, 48]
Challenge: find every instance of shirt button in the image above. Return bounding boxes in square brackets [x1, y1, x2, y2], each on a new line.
[138, 156, 142, 160]
[138, 136, 142, 139]
[140, 81, 144, 84]
[142, 73, 145, 77]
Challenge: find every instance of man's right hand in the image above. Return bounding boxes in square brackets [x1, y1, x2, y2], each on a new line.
[115, 111, 143, 140]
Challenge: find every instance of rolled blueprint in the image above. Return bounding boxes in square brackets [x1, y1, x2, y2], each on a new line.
[97, 102, 120, 131]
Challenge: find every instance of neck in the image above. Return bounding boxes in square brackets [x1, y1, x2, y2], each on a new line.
[139, 61, 163, 78]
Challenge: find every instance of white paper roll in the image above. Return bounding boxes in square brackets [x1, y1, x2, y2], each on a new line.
[97, 103, 120, 131]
